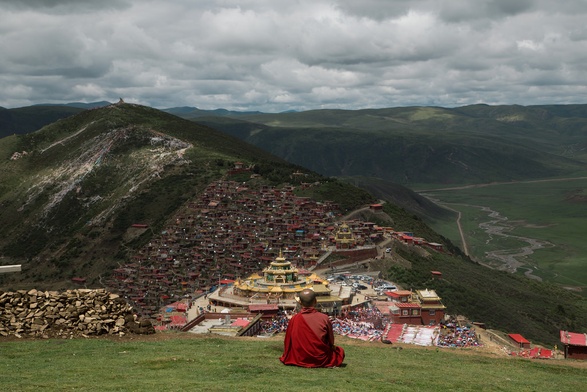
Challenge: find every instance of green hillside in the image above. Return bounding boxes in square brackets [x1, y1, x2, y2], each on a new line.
[0, 102, 365, 289]
[0, 105, 84, 138]
[191, 104, 587, 186]
[2, 102, 587, 346]
[185, 105, 587, 298]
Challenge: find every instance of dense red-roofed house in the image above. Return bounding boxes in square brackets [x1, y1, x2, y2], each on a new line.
[426, 242, 444, 251]
[389, 302, 422, 324]
[383, 290, 412, 303]
[560, 330, 587, 359]
[416, 289, 446, 325]
[400, 234, 413, 243]
[71, 277, 86, 285]
[508, 333, 531, 349]
[248, 304, 279, 318]
[169, 315, 187, 329]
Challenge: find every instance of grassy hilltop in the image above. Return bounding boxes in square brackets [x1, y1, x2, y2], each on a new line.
[2, 334, 586, 392]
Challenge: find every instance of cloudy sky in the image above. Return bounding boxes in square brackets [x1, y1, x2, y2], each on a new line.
[1, 0, 586, 111]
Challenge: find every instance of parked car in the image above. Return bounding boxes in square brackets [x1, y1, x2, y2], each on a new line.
[377, 284, 397, 291]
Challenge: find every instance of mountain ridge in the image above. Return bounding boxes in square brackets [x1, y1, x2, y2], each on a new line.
[186, 104, 587, 186]
[0, 102, 336, 288]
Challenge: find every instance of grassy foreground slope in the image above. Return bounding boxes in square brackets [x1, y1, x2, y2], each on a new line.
[1, 334, 586, 392]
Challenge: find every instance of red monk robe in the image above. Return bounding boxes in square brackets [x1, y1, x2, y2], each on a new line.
[280, 307, 345, 368]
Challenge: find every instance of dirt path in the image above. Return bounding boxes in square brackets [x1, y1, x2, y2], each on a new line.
[416, 176, 587, 192]
[434, 202, 469, 256]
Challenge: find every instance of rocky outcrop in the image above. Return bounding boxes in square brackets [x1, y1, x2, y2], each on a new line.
[0, 288, 154, 339]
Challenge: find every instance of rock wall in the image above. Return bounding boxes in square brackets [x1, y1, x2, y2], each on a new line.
[330, 248, 378, 266]
[0, 288, 154, 338]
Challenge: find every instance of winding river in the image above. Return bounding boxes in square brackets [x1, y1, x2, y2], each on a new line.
[475, 205, 552, 281]
[428, 199, 552, 281]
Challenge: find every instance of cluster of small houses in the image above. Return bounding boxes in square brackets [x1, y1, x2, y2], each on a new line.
[102, 179, 445, 318]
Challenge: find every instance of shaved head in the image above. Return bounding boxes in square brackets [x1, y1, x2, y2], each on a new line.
[298, 288, 317, 307]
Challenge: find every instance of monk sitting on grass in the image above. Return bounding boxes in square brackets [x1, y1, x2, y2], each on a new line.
[279, 288, 345, 368]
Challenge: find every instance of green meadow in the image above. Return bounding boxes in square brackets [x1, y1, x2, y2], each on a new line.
[423, 178, 587, 290]
[1, 334, 586, 392]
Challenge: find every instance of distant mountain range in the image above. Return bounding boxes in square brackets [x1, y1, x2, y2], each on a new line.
[183, 104, 587, 188]
[5, 102, 587, 216]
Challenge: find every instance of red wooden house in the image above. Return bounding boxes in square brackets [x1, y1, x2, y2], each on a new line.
[383, 290, 412, 303]
[388, 302, 422, 325]
[508, 333, 531, 349]
[416, 289, 446, 325]
[560, 330, 587, 359]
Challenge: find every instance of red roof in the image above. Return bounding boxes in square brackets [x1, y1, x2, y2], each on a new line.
[384, 323, 404, 343]
[560, 330, 587, 346]
[393, 302, 421, 309]
[169, 315, 187, 326]
[231, 318, 250, 327]
[508, 333, 530, 344]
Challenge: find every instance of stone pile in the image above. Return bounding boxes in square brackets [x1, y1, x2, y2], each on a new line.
[0, 288, 154, 338]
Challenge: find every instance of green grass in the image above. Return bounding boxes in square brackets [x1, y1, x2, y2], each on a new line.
[425, 179, 587, 289]
[1, 334, 586, 391]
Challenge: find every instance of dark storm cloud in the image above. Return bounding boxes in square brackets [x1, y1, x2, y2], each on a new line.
[0, 0, 586, 111]
[2, 0, 130, 12]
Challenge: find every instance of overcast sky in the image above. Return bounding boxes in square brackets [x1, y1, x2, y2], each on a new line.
[1, 0, 586, 111]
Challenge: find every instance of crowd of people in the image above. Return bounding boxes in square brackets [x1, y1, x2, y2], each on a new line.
[259, 311, 291, 334]
[331, 305, 386, 341]
[436, 324, 481, 347]
[260, 306, 481, 348]
[339, 305, 386, 329]
[331, 318, 384, 341]
[260, 305, 388, 342]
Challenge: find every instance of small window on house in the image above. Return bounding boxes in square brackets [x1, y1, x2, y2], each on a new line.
[429, 310, 436, 316]
[402, 310, 409, 316]
[412, 309, 419, 315]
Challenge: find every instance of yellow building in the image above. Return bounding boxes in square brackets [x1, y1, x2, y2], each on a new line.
[334, 223, 356, 249]
[233, 251, 329, 301]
